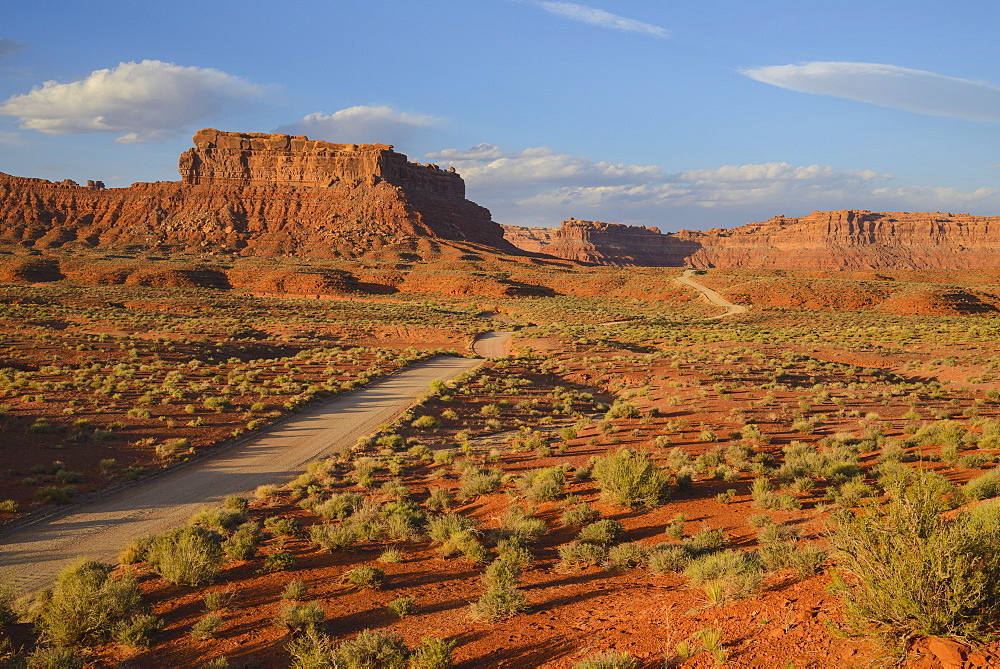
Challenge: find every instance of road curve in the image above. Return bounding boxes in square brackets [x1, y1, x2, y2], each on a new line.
[0, 354, 483, 594]
[675, 269, 747, 319]
[472, 330, 513, 358]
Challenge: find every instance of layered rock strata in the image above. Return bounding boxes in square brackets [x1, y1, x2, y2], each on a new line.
[504, 210, 1000, 270]
[0, 129, 508, 257]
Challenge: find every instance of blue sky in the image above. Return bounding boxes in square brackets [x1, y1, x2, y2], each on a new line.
[1, 0, 998, 230]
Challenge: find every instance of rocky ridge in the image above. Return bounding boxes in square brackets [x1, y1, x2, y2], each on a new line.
[504, 210, 1000, 270]
[0, 129, 509, 257]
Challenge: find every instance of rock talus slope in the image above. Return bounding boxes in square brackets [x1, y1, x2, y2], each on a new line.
[0, 129, 509, 257]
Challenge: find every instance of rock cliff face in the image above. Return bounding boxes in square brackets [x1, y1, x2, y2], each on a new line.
[503, 210, 1000, 270]
[0, 129, 508, 257]
[501, 219, 698, 266]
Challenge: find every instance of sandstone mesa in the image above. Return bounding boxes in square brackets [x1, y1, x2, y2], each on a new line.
[1, 129, 999, 270]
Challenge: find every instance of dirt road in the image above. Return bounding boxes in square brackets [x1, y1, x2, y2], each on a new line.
[675, 269, 747, 319]
[472, 330, 512, 358]
[0, 354, 487, 594]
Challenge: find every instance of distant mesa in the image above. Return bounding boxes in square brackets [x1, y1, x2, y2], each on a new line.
[1, 131, 999, 270]
[502, 210, 1000, 270]
[0, 129, 510, 257]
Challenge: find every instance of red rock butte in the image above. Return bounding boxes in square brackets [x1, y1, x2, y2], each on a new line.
[503, 210, 1000, 270]
[0, 129, 509, 257]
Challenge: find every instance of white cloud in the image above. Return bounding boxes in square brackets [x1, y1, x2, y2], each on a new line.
[274, 106, 443, 147]
[742, 61, 1000, 122]
[523, 1, 669, 38]
[0, 39, 26, 59]
[429, 143, 1000, 228]
[0, 60, 262, 143]
[425, 144, 661, 187]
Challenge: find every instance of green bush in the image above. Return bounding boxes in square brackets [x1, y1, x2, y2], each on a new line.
[190, 613, 223, 640]
[560, 500, 600, 527]
[606, 542, 648, 570]
[36, 560, 145, 647]
[576, 519, 624, 545]
[387, 596, 415, 619]
[556, 541, 609, 572]
[410, 637, 457, 669]
[222, 521, 262, 560]
[146, 526, 224, 586]
[309, 522, 360, 552]
[282, 580, 308, 601]
[830, 473, 1000, 641]
[962, 467, 1000, 501]
[190, 506, 246, 533]
[258, 551, 296, 574]
[647, 545, 692, 574]
[684, 550, 763, 602]
[469, 560, 529, 623]
[286, 625, 335, 668]
[25, 646, 84, 668]
[275, 601, 325, 631]
[334, 629, 409, 669]
[112, 613, 163, 649]
[498, 506, 547, 544]
[518, 466, 565, 502]
[264, 516, 301, 537]
[591, 449, 671, 507]
[340, 565, 385, 590]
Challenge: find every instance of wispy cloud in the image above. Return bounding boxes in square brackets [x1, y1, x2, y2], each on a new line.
[428, 144, 1000, 228]
[275, 106, 443, 148]
[522, 1, 669, 38]
[0, 38, 26, 59]
[742, 61, 1000, 122]
[0, 60, 262, 143]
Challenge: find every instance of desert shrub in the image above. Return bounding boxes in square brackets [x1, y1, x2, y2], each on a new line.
[433, 449, 456, 466]
[683, 526, 728, 555]
[34, 485, 75, 504]
[410, 637, 457, 669]
[378, 548, 403, 563]
[606, 542, 648, 570]
[190, 613, 223, 640]
[254, 483, 280, 500]
[469, 560, 529, 622]
[427, 513, 476, 544]
[119, 536, 153, 565]
[425, 488, 454, 512]
[457, 467, 502, 501]
[387, 596, 415, 619]
[556, 541, 609, 572]
[264, 516, 301, 537]
[498, 506, 546, 544]
[518, 466, 565, 502]
[572, 650, 637, 669]
[380, 498, 427, 541]
[750, 477, 801, 511]
[684, 550, 763, 601]
[591, 449, 671, 507]
[605, 400, 641, 420]
[648, 545, 692, 574]
[190, 506, 246, 533]
[222, 521, 262, 560]
[286, 625, 335, 668]
[203, 590, 235, 612]
[829, 478, 874, 508]
[275, 601, 325, 631]
[334, 629, 409, 669]
[112, 613, 163, 649]
[411, 415, 441, 429]
[962, 467, 1000, 501]
[340, 565, 385, 590]
[222, 495, 249, 513]
[309, 522, 360, 552]
[25, 646, 84, 668]
[146, 526, 224, 586]
[560, 499, 600, 527]
[35, 560, 146, 647]
[830, 472, 1000, 641]
[577, 519, 624, 545]
[258, 551, 296, 574]
[315, 492, 366, 520]
[282, 580, 308, 601]
[495, 539, 533, 572]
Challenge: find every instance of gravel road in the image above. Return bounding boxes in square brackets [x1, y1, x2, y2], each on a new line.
[675, 269, 747, 318]
[0, 351, 503, 594]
